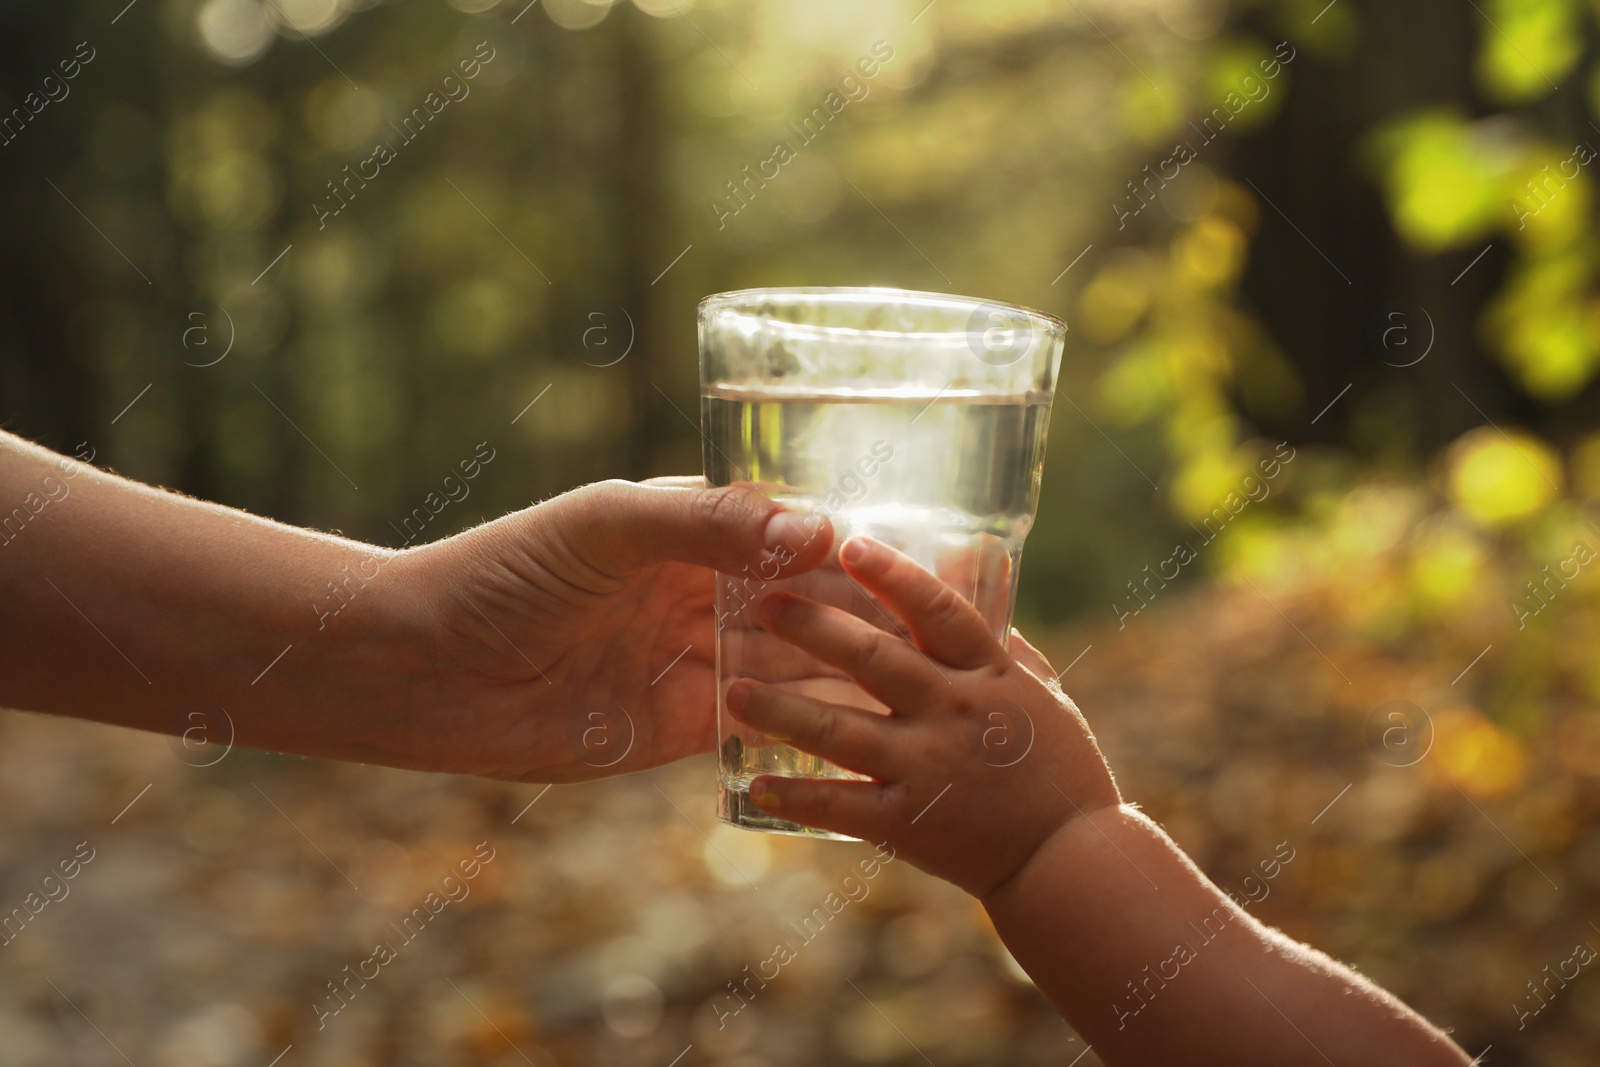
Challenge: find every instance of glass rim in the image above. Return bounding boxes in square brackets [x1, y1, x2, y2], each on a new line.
[697, 286, 1067, 336]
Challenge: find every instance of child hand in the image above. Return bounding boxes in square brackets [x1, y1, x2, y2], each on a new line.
[728, 535, 1121, 898]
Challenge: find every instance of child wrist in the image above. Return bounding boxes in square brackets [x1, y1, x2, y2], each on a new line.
[980, 796, 1128, 907]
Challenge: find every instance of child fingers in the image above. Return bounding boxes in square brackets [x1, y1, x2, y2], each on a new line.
[728, 682, 898, 779]
[838, 537, 1006, 670]
[720, 626, 850, 684]
[748, 775, 893, 841]
[758, 593, 947, 711]
[762, 562, 868, 613]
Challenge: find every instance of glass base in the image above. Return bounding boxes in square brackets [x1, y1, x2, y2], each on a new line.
[717, 780, 859, 842]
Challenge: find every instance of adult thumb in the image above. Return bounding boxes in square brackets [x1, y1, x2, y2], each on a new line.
[545, 479, 835, 580]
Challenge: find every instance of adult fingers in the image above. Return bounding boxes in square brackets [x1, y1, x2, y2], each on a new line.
[728, 681, 899, 779]
[838, 537, 1005, 670]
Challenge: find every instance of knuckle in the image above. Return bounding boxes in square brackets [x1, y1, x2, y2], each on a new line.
[581, 477, 638, 503]
[845, 627, 879, 666]
[547, 479, 643, 571]
[690, 484, 766, 536]
[810, 706, 840, 751]
[880, 781, 910, 816]
[925, 583, 965, 627]
[854, 629, 896, 674]
[555, 478, 628, 520]
[564, 479, 646, 534]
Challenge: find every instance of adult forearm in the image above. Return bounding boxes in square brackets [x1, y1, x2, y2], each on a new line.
[982, 805, 1468, 1066]
[0, 432, 425, 761]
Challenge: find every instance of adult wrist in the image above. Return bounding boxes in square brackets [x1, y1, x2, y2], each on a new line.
[234, 541, 443, 770]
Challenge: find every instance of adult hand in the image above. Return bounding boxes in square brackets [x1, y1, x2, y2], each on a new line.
[388, 477, 833, 781]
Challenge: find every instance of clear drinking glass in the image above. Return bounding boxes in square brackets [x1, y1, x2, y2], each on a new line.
[700, 287, 1066, 839]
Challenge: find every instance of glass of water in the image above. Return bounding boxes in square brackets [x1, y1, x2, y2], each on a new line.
[699, 287, 1066, 838]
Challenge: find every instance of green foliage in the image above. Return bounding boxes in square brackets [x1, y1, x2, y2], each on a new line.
[1366, 110, 1516, 252]
[1474, 0, 1585, 104]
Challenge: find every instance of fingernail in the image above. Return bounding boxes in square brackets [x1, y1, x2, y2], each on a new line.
[726, 683, 751, 714]
[765, 729, 791, 742]
[763, 510, 813, 553]
[840, 536, 873, 566]
[755, 791, 781, 810]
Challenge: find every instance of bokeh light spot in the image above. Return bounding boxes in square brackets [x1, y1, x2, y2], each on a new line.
[1446, 426, 1562, 526]
[197, 0, 273, 66]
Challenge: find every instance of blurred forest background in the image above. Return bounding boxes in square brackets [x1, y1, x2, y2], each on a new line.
[4, 0, 1600, 1063]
